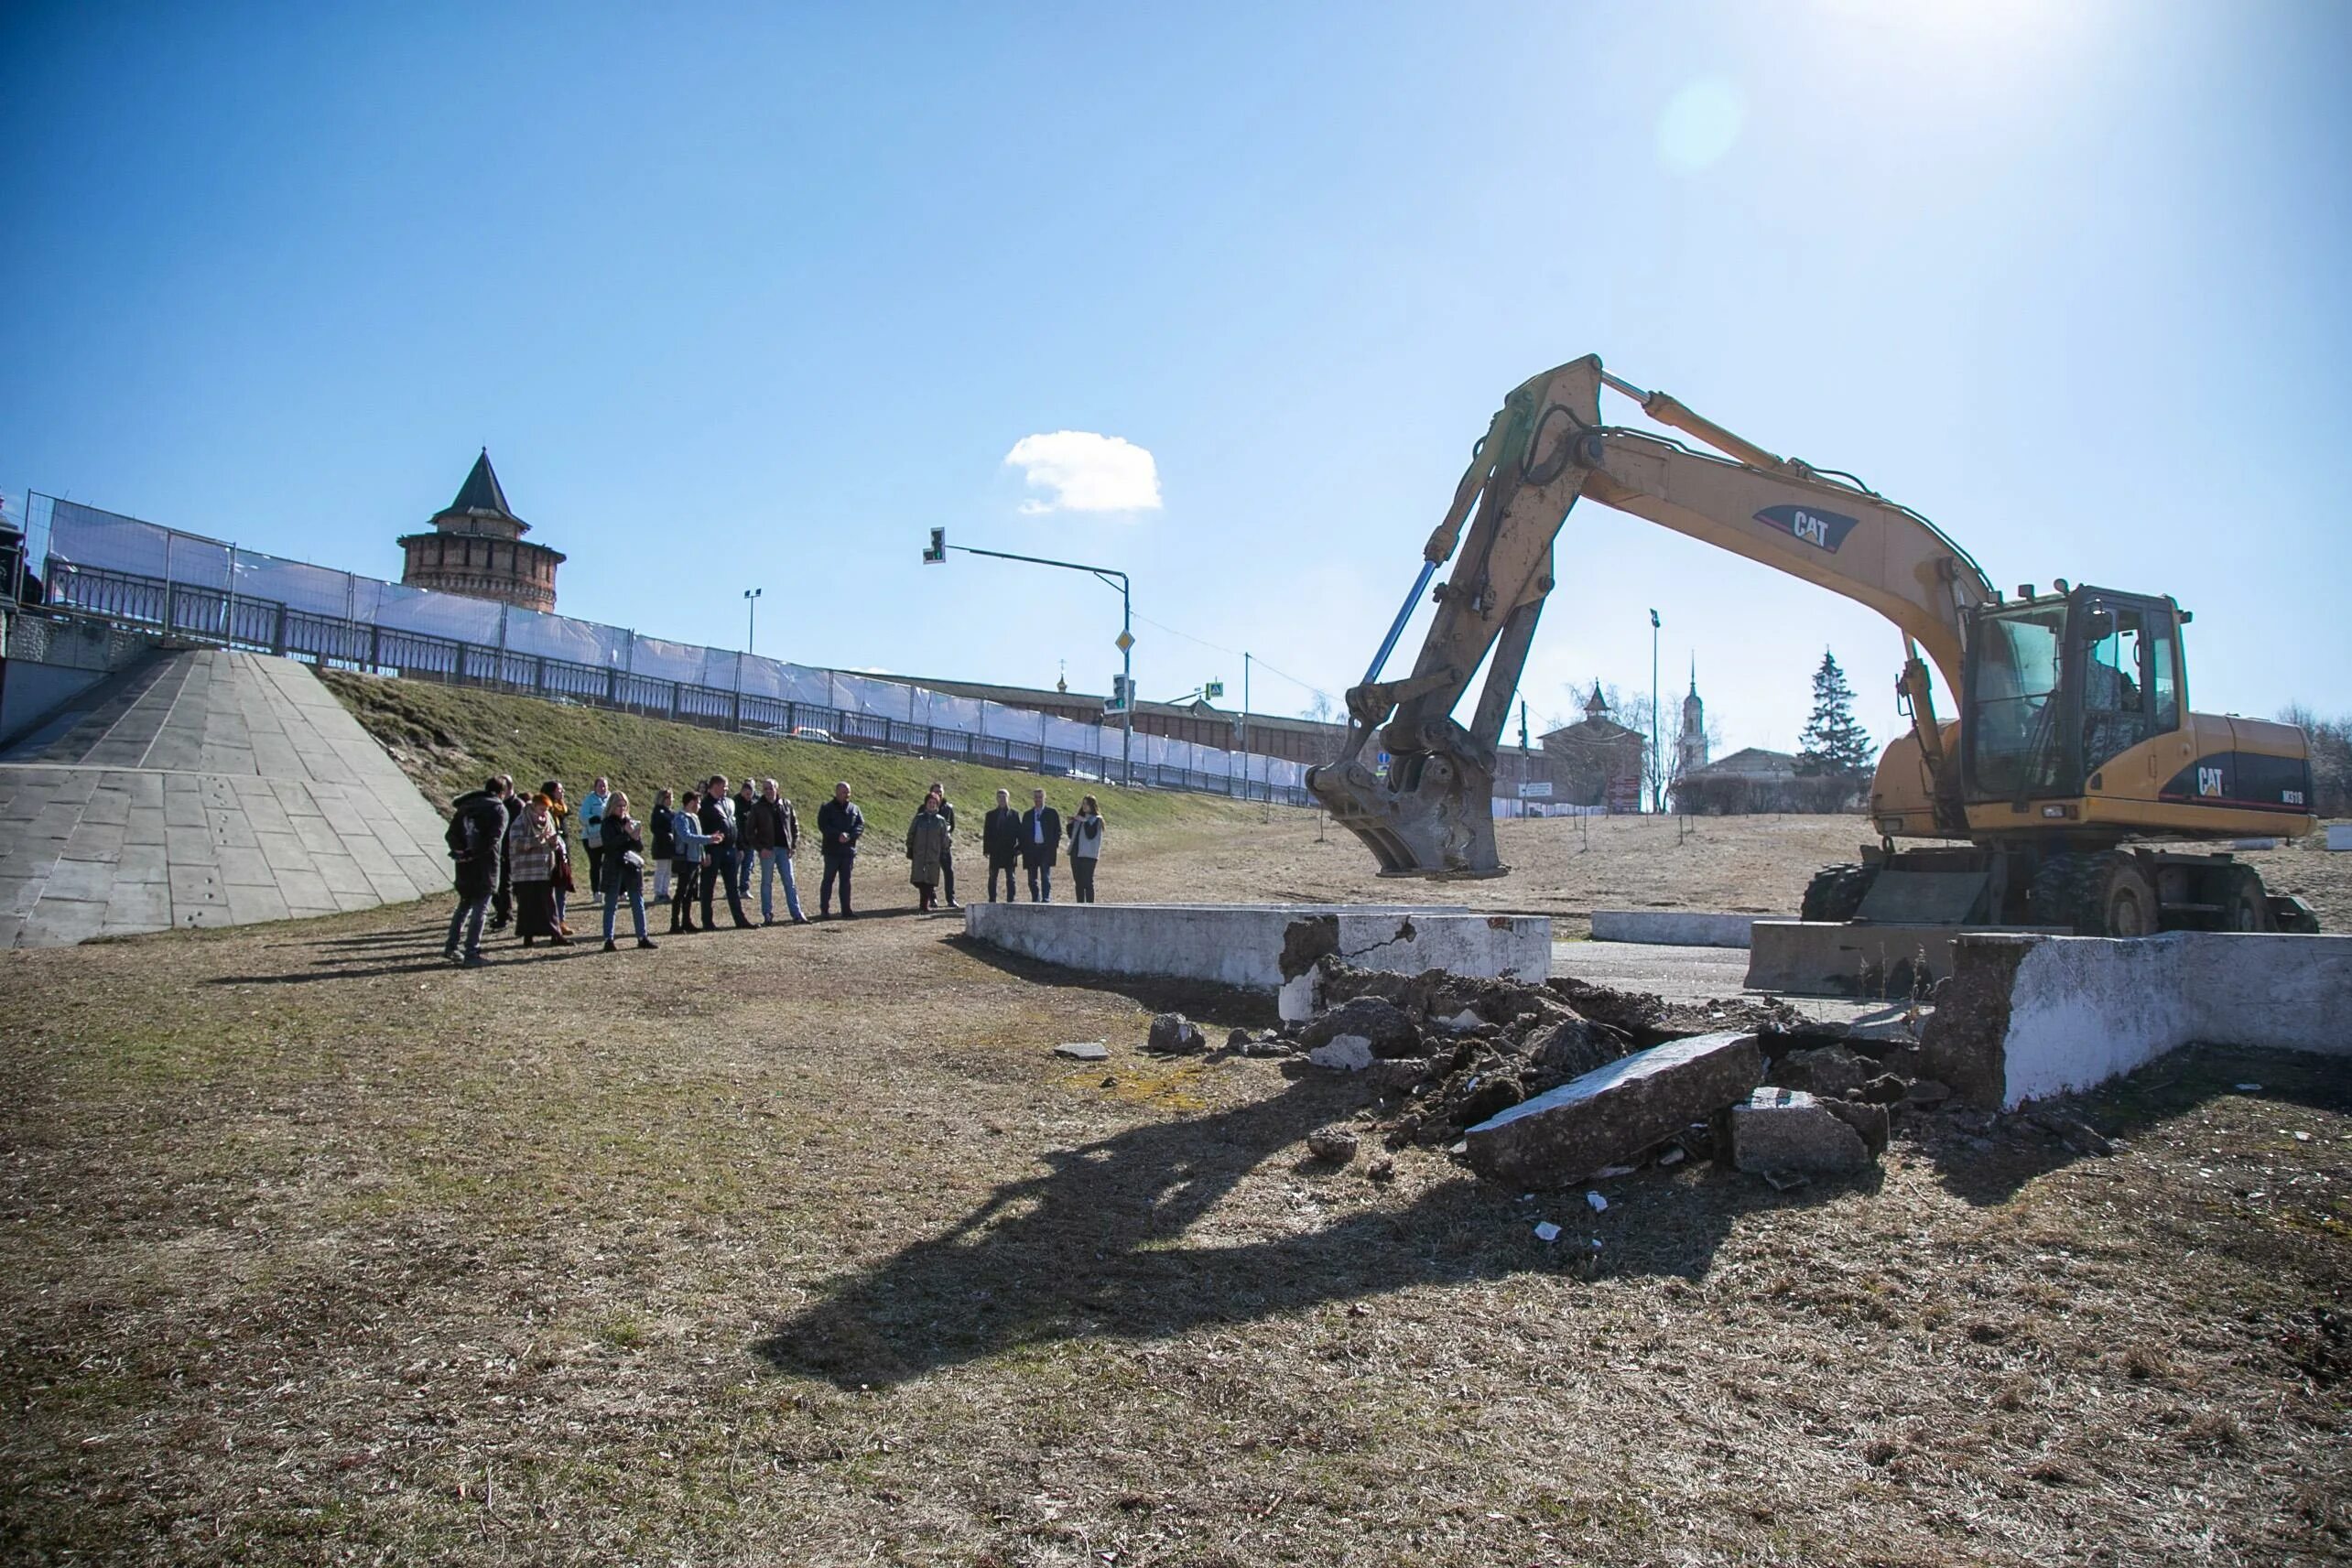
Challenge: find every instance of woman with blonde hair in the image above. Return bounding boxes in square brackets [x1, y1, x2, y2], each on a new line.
[507, 793, 569, 946]
[598, 790, 657, 952]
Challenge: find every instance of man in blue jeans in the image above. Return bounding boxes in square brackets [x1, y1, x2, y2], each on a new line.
[699, 773, 753, 929]
[750, 777, 807, 925]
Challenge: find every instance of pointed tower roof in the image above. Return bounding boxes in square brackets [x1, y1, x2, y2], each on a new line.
[1583, 681, 1610, 718]
[450, 449, 513, 516]
[1688, 654, 1698, 698]
[428, 449, 530, 537]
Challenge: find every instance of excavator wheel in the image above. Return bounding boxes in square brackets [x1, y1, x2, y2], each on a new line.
[2095, 855, 2160, 937]
[1799, 863, 1878, 923]
[2226, 867, 2276, 932]
[2029, 851, 2158, 937]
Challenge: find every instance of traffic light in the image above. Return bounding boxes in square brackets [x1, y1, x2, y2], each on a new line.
[1105, 673, 1132, 714]
[922, 527, 947, 565]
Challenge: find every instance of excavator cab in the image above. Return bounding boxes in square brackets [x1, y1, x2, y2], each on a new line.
[1960, 586, 2185, 807]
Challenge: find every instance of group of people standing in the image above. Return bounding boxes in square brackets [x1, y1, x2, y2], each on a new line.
[442, 772, 1109, 965]
[977, 786, 1106, 904]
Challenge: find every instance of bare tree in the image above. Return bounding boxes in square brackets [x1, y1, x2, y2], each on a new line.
[2279, 704, 2352, 816]
[1302, 690, 1336, 725]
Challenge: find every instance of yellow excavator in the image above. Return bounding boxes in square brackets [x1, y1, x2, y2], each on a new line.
[1306, 354, 2322, 937]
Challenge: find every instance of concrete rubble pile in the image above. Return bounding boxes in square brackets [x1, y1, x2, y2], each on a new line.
[1143, 959, 2082, 1191]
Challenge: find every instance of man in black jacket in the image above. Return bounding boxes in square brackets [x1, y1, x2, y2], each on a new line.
[444, 778, 509, 966]
[487, 774, 517, 930]
[1020, 787, 1062, 903]
[816, 781, 864, 917]
[981, 787, 1022, 903]
[700, 775, 753, 929]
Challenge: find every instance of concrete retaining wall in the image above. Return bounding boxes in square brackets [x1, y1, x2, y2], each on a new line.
[1921, 931, 2352, 1109]
[1590, 910, 1757, 948]
[964, 902, 1551, 1002]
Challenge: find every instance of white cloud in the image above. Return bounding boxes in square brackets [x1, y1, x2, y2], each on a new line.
[1004, 430, 1162, 515]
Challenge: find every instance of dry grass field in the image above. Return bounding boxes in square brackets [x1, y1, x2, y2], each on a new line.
[3, 800, 2348, 1564]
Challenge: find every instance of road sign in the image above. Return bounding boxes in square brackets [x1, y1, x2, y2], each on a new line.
[1203, 680, 1223, 700]
[1518, 781, 1554, 799]
[1114, 630, 1134, 652]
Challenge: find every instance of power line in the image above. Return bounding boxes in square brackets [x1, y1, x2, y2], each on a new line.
[1126, 608, 1338, 707]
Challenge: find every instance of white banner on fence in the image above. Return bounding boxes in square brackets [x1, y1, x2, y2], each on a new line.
[38, 498, 1317, 797]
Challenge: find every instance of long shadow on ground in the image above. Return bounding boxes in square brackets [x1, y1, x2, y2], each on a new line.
[755, 1069, 1870, 1389]
[944, 934, 1277, 1029]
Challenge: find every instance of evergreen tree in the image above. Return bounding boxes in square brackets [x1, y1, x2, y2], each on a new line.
[1795, 650, 1874, 781]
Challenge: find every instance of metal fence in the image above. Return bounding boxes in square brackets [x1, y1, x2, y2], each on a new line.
[30, 495, 1314, 805]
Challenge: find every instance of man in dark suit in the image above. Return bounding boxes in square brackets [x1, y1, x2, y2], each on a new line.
[1020, 787, 1062, 903]
[981, 787, 1023, 903]
[699, 774, 753, 929]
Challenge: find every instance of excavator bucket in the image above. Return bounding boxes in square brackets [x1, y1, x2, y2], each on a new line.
[1306, 750, 1503, 878]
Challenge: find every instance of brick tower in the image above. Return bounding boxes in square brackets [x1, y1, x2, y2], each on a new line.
[396, 449, 564, 611]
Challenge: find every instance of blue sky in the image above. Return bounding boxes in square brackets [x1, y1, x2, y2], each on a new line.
[5, 1, 2347, 753]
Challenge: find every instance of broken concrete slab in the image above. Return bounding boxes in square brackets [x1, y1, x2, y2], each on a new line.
[1054, 1042, 1110, 1062]
[1769, 1044, 1870, 1099]
[1729, 1087, 1874, 1177]
[1307, 1034, 1376, 1072]
[1297, 996, 1418, 1057]
[1463, 1031, 1762, 1188]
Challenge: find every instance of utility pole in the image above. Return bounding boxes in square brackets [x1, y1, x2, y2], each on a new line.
[923, 528, 1133, 786]
[1649, 607, 1662, 813]
[744, 587, 762, 654]
[1242, 652, 1252, 803]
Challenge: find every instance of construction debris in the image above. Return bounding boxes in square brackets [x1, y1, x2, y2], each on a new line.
[1307, 1035, 1376, 1072]
[1055, 1042, 1110, 1062]
[1728, 1087, 1882, 1177]
[1146, 1012, 1208, 1055]
[1769, 1044, 1870, 1098]
[1462, 1029, 1764, 1187]
[1157, 958, 2137, 1194]
[1306, 1127, 1360, 1164]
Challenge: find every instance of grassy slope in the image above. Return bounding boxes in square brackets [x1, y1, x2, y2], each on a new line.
[319, 668, 1255, 835]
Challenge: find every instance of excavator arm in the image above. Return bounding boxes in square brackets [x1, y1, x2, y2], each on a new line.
[1308, 353, 1995, 875]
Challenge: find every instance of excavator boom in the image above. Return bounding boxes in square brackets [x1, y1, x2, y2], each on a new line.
[1307, 353, 1995, 875]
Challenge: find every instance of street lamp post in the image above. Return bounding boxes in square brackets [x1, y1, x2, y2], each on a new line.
[744, 587, 763, 654]
[924, 532, 1133, 787]
[1649, 607, 1661, 813]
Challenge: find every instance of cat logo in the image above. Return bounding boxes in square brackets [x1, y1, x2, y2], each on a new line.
[1752, 503, 1859, 553]
[2196, 766, 2225, 798]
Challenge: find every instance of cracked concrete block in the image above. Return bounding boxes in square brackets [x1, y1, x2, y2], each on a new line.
[1464, 1031, 1762, 1187]
[1307, 1034, 1376, 1072]
[1729, 1087, 1875, 1177]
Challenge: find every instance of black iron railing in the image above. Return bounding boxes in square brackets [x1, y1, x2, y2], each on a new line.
[33, 562, 1310, 805]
